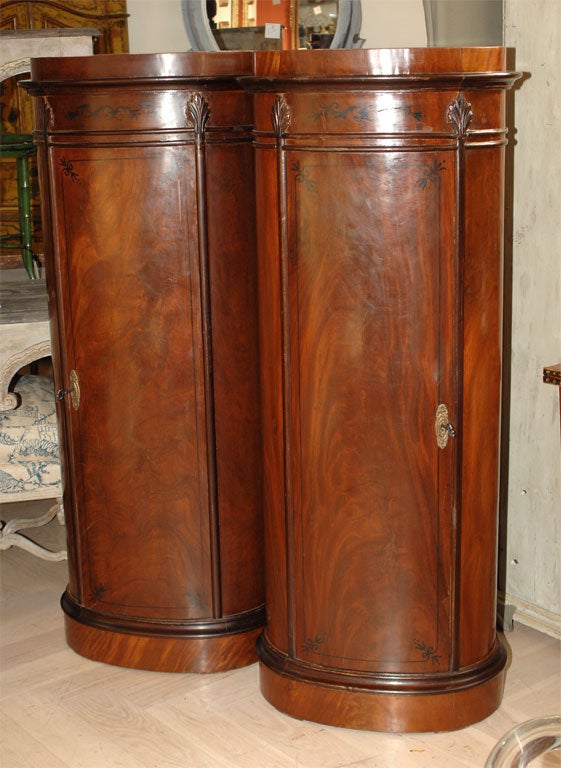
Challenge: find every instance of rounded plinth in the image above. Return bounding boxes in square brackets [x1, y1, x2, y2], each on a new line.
[258, 635, 507, 733]
[63, 594, 264, 673]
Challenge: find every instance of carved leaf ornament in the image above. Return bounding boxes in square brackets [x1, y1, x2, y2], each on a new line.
[272, 95, 291, 139]
[447, 93, 473, 138]
[185, 93, 211, 136]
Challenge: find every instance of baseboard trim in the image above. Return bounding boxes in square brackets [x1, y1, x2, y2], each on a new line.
[498, 591, 561, 640]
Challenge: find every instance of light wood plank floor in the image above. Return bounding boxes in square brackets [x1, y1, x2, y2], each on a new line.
[1, 501, 560, 768]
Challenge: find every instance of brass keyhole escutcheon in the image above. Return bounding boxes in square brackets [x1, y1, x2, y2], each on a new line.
[56, 369, 80, 410]
[69, 369, 80, 410]
[435, 403, 455, 449]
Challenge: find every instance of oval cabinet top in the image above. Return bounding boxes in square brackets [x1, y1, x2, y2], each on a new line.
[29, 50, 254, 83]
[28, 48, 518, 87]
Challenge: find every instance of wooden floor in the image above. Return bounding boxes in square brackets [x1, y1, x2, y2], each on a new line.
[1, 501, 560, 768]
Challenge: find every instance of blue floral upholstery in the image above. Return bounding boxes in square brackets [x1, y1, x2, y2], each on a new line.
[0, 374, 61, 503]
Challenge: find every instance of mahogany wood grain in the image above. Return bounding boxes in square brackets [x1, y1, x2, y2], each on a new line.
[25, 50, 523, 727]
[248, 47, 520, 732]
[252, 46, 509, 76]
[64, 614, 262, 674]
[259, 642, 506, 734]
[26, 52, 264, 672]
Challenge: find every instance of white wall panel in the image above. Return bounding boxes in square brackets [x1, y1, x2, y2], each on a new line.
[504, 0, 561, 636]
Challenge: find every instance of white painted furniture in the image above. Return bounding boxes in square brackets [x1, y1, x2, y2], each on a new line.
[0, 274, 65, 560]
[0, 273, 51, 411]
[0, 27, 99, 81]
[0, 28, 98, 561]
[0, 374, 65, 561]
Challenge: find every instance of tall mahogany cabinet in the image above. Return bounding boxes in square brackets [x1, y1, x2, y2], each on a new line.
[27, 48, 518, 732]
[26, 52, 264, 672]
[248, 48, 519, 732]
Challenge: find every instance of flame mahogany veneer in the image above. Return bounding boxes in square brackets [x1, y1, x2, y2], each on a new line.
[26, 48, 519, 730]
[247, 47, 519, 732]
[26, 52, 265, 673]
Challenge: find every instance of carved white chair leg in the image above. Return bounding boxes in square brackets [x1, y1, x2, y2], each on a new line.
[0, 500, 67, 561]
[55, 499, 65, 525]
[1, 375, 65, 561]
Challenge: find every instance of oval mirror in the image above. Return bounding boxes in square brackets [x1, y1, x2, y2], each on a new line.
[182, 0, 363, 52]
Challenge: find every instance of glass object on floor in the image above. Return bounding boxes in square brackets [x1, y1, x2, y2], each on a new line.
[485, 715, 561, 767]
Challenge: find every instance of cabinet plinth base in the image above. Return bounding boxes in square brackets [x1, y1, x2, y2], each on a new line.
[63, 597, 263, 673]
[258, 637, 507, 733]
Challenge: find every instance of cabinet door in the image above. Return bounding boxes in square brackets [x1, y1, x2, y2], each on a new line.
[29, 1, 129, 52]
[286, 150, 457, 674]
[52, 143, 213, 621]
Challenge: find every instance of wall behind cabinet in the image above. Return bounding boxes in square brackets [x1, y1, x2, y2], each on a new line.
[126, 0, 428, 53]
[503, 0, 561, 636]
[127, 0, 188, 53]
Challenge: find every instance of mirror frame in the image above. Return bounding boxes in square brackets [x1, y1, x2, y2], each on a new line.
[182, 0, 363, 51]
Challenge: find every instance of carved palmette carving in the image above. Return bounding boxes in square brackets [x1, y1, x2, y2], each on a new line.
[42, 96, 54, 132]
[271, 95, 291, 139]
[185, 93, 210, 136]
[447, 93, 473, 138]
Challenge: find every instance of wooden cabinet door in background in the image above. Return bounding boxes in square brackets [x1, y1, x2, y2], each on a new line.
[0, 0, 128, 269]
[248, 47, 520, 732]
[0, 0, 129, 52]
[26, 52, 264, 672]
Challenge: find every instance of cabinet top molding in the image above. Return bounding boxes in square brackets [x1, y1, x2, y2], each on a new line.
[254, 46, 510, 75]
[29, 51, 255, 84]
[27, 48, 519, 89]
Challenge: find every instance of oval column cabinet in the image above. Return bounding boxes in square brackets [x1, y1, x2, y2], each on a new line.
[247, 48, 519, 731]
[26, 53, 264, 672]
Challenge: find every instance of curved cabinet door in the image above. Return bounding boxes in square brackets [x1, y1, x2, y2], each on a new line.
[284, 148, 456, 676]
[28, 52, 264, 672]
